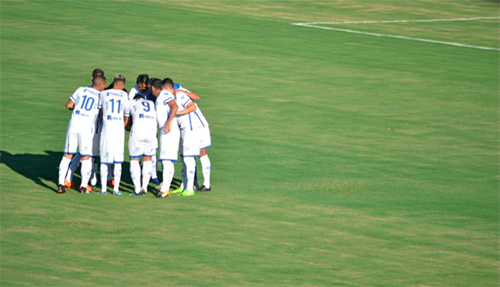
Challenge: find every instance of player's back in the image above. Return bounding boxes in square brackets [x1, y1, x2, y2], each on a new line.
[100, 89, 129, 128]
[70, 87, 101, 130]
[176, 91, 205, 131]
[130, 98, 157, 137]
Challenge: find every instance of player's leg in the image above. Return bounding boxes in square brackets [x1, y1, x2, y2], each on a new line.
[79, 155, 92, 194]
[141, 155, 153, 194]
[113, 163, 122, 195]
[129, 157, 142, 195]
[180, 156, 196, 196]
[58, 128, 78, 193]
[57, 154, 73, 193]
[99, 163, 108, 194]
[199, 149, 211, 191]
[159, 160, 174, 197]
[65, 153, 81, 188]
[150, 153, 160, 185]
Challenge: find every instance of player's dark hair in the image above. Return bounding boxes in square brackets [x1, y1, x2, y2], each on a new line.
[162, 78, 174, 89]
[92, 68, 104, 78]
[150, 78, 163, 90]
[92, 75, 106, 87]
[136, 74, 149, 84]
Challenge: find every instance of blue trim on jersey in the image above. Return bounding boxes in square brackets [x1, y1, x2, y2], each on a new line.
[101, 162, 115, 165]
[159, 158, 178, 162]
[79, 153, 92, 157]
[200, 145, 211, 150]
[130, 155, 141, 160]
[193, 111, 206, 128]
[183, 154, 198, 158]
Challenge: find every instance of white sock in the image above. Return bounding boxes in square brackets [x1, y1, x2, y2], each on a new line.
[183, 156, 196, 192]
[151, 154, 158, 180]
[90, 158, 98, 186]
[58, 157, 72, 186]
[80, 159, 92, 188]
[199, 155, 211, 188]
[130, 160, 141, 193]
[100, 163, 108, 192]
[161, 160, 174, 193]
[142, 161, 153, 192]
[65, 154, 81, 183]
[113, 163, 122, 192]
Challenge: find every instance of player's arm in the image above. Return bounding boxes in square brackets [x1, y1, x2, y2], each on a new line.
[66, 99, 75, 110]
[177, 90, 201, 102]
[163, 100, 178, 133]
[124, 116, 132, 131]
[176, 101, 197, 116]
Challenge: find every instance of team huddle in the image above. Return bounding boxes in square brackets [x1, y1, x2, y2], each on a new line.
[56, 69, 211, 197]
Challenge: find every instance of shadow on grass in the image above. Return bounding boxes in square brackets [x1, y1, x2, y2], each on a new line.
[0, 150, 61, 192]
[0, 150, 182, 194]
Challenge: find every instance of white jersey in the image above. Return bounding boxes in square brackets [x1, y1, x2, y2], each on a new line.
[68, 86, 101, 132]
[155, 90, 178, 130]
[129, 98, 157, 141]
[128, 85, 153, 102]
[99, 89, 130, 130]
[175, 91, 206, 131]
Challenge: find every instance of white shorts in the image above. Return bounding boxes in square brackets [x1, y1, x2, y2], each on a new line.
[180, 128, 200, 157]
[159, 125, 180, 162]
[129, 133, 157, 157]
[100, 128, 125, 164]
[199, 126, 211, 150]
[64, 125, 93, 157]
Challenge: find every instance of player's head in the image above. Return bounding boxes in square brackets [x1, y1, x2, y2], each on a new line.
[162, 78, 175, 92]
[112, 74, 126, 89]
[136, 74, 149, 92]
[150, 78, 163, 97]
[91, 68, 105, 80]
[92, 75, 107, 91]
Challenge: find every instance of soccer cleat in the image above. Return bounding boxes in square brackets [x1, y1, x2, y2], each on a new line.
[79, 186, 90, 194]
[86, 185, 93, 192]
[198, 185, 211, 192]
[57, 184, 66, 194]
[179, 190, 195, 197]
[96, 191, 107, 195]
[150, 178, 160, 185]
[171, 188, 183, 194]
[157, 190, 170, 198]
[113, 191, 123, 196]
[64, 179, 76, 189]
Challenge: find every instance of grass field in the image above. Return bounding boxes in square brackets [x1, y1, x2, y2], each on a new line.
[1, 0, 499, 286]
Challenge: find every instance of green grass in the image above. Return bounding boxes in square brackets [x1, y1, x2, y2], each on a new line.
[1, 0, 499, 286]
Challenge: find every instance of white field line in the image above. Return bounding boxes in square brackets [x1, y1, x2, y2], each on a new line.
[292, 17, 500, 51]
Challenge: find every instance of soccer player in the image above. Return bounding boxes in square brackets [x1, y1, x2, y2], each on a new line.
[174, 83, 212, 192]
[169, 78, 205, 197]
[57, 75, 107, 194]
[64, 69, 105, 190]
[128, 74, 160, 185]
[125, 94, 157, 196]
[151, 78, 178, 198]
[128, 74, 153, 101]
[98, 75, 129, 195]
